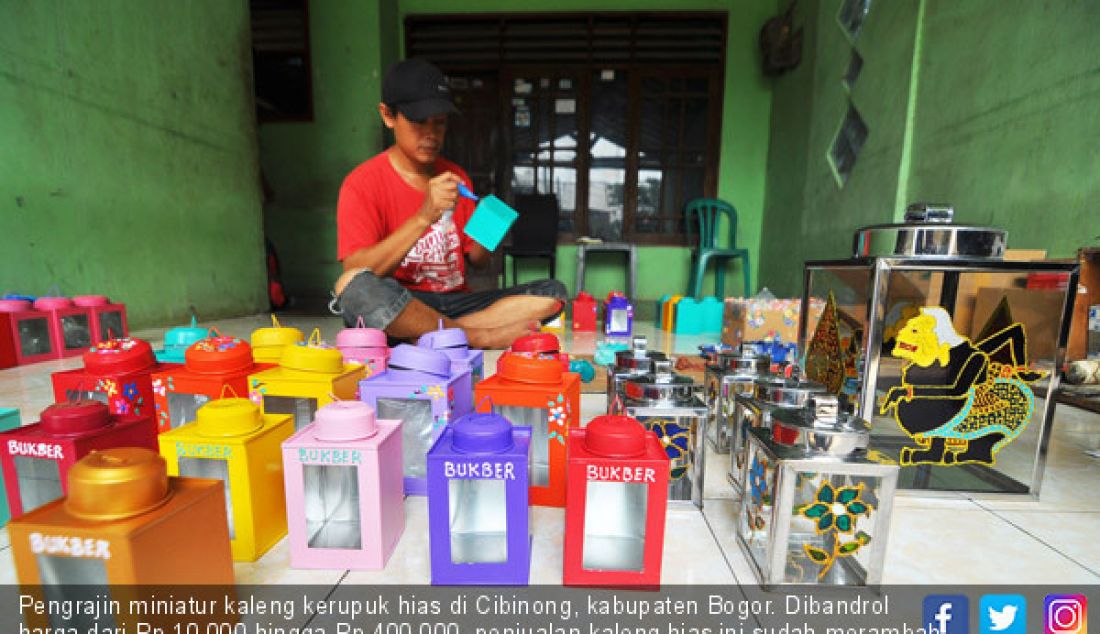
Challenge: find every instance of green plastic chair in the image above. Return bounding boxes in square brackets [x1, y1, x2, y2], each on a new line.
[685, 198, 751, 300]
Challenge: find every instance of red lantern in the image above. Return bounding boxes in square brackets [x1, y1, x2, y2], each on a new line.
[51, 338, 175, 418]
[572, 292, 598, 331]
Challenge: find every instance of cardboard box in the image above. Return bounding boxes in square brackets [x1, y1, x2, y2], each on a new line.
[721, 298, 825, 347]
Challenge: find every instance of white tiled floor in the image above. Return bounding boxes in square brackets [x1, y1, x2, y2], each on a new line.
[2, 313, 1099, 585]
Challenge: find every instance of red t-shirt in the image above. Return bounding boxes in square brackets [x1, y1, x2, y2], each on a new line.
[337, 152, 476, 293]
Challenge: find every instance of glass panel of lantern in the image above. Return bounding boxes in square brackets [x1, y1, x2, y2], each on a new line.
[623, 360, 707, 507]
[0, 299, 57, 365]
[154, 316, 208, 364]
[418, 323, 485, 385]
[799, 203, 1078, 496]
[0, 408, 21, 526]
[728, 373, 826, 493]
[282, 401, 405, 569]
[248, 330, 364, 433]
[9, 447, 234, 633]
[51, 338, 172, 418]
[0, 400, 157, 520]
[158, 398, 293, 562]
[606, 336, 666, 415]
[736, 396, 898, 588]
[427, 411, 531, 585]
[152, 333, 273, 432]
[71, 295, 128, 344]
[475, 351, 580, 507]
[358, 344, 472, 495]
[32, 297, 93, 358]
[250, 314, 305, 364]
[563, 414, 669, 588]
[703, 346, 770, 454]
[335, 320, 390, 377]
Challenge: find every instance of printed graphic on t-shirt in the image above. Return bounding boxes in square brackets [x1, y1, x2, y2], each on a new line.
[400, 220, 464, 292]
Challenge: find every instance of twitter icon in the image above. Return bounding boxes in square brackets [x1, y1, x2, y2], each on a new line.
[981, 595, 1026, 634]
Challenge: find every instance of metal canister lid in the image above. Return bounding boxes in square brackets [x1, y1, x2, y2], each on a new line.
[613, 335, 666, 372]
[195, 398, 264, 437]
[497, 351, 563, 384]
[65, 448, 171, 521]
[185, 335, 254, 375]
[584, 414, 647, 458]
[313, 400, 377, 441]
[39, 400, 112, 436]
[72, 295, 110, 307]
[0, 299, 33, 312]
[753, 374, 827, 408]
[713, 348, 771, 377]
[84, 338, 156, 375]
[510, 333, 560, 355]
[769, 395, 871, 457]
[34, 297, 73, 310]
[853, 202, 1006, 259]
[388, 344, 451, 377]
[623, 359, 696, 404]
[281, 342, 345, 374]
[451, 411, 514, 454]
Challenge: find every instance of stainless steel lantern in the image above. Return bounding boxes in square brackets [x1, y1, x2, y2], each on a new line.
[606, 336, 666, 414]
[624, 360, 708, 507]
[728, 373, 826, 493]
[798, 203, 1078, 496]
[736, 396, 899, 588]
[704, 348, 770, 454]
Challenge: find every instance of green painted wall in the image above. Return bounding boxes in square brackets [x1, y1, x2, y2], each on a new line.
[263, 0, 776, 303]
[760, 0, 1100, 297]
[1, 1, 267, 328]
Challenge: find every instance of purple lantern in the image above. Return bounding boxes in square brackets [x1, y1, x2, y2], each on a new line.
[427, 410, 531, 586]
[605, 293, 634, 337]
[418, 324, 484, 384]
[358, 345, 472, 495]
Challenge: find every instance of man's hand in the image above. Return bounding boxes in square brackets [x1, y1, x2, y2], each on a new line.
[417, 171, 461, 226]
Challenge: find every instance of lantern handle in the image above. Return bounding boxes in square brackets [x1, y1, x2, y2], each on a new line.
[67, 380, 89, 404]
[610, 394, 625, 415]
[476, 395, 495, 412]
[327, 391, 342, 403]
[308, 328, 323, 347]
[355, 315, 366, 329]
[219, 384, 240, 400]
[207, 327, 222, 338]
[270, 314, 283, 328]
[44, 283, 62, 298]
[189, 314, 198, 328]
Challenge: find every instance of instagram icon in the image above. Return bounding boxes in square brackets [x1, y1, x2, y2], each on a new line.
[1045, 595, 1088, 634]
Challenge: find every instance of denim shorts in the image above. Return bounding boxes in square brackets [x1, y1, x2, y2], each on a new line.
[333, 269, 568, 330]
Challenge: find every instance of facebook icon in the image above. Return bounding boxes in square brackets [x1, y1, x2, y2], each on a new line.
[924, 595, 970, 634]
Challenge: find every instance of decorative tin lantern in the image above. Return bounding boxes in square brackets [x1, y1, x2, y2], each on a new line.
[9, 448, 233, 628]
[249, 330, 365, 432]
[71, 295, 128, 344]
[563, 414, 669, 587]
[0, 400, 157, 520]
[728, 373, 826, 492]
[606, 336, 667, 415]
[427, 410, 531, 585]
[623, 360, 707, 507]
[51, 337, 172, 417]
[605, 292, 634, 337]
[419, 323, 484, 384]
[799, 203, 1079, 495]
[154, 316, 208, 363]
[0, 298, 57, 365]
[475, 352, 580, 507]
[736, 396, 898, 588]
[158, 398, 293, 561]
[358, 344, 472, 495]
[573, 291, 598, 331]
[0, 408, 22, 526]
[282, 401, 404, 569]
[152, 333, 273, 431]
[704, 347, 771, 454]
[335, 317, 389, 376]
[250, 314, 305, 363]
[33, 296, 93, 358]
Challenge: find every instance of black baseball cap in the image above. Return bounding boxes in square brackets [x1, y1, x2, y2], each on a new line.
[382, 58, 458, 122]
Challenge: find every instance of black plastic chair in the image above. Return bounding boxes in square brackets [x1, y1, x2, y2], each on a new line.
[500, 194, 559, 286]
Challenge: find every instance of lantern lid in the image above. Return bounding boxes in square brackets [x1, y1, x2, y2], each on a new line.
[607, 295, 631, 308]
[335, 326, 388, 350]
[753, 374, 827, 407]
[510, 332, 560, 355]
[576, 291, 595, 302]
[713, 347, 771, 376]
[194, 398, 264, 437]
[281, 340, 344, 374]
[770, 395, 871, 457]
[0, 298, 33, 312]
[251, 315, 305, 350]
[853, 202, 1006, 259]
[65, 448, 171, 521]
[388, 344, 451, 377]
[497, 351, 563, 384]
[451, 411, 514, 454]
[584, 414, 647, 458]
[72, 295, 109, 307]
[623, 359, 696, 404]
[313, 400, 378, 441]
[184, 335, 253, 374]
[84, 338, 156, 375]
[165, 317, 209, 349]
[418, 325, 469, 352]
[613, 335, 666, 372]
[39, 400, 112, 436]
[34, 296, 73, 310]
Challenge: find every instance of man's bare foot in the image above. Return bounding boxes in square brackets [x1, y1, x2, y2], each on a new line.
[465, 320, 539, 349]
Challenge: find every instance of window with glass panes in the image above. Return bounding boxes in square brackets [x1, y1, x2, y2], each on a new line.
[408, 13, 726, 245]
